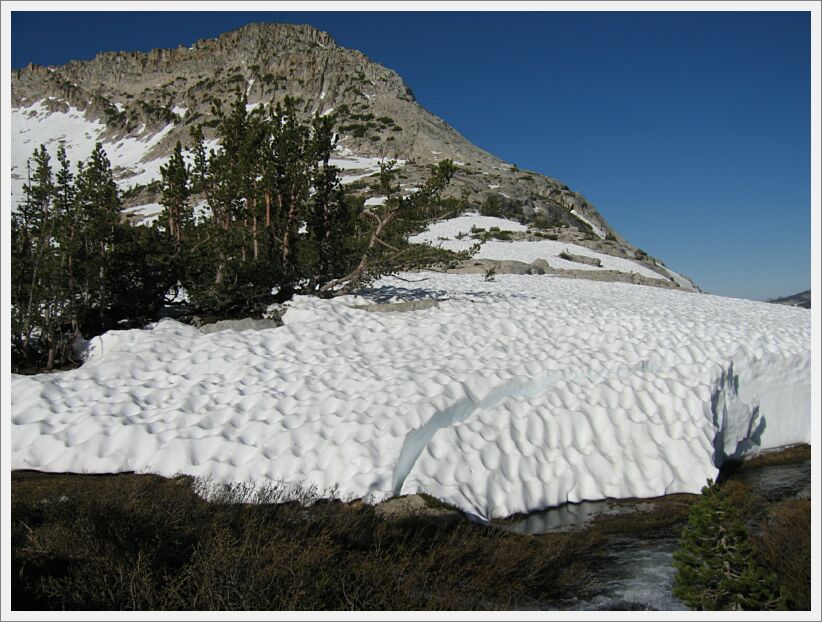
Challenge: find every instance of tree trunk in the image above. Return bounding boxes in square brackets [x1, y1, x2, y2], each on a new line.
[252, 214, 259, 261]
[46, 342, 56, 371]
[319, 208, 397, 296]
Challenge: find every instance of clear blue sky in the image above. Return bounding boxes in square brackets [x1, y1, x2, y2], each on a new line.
[10, 10, 812, 301]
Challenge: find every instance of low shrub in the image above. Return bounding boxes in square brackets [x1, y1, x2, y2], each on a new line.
[754, 498, 811, 609]
[672, 479, 782, 610]
[12, 471, 599, 610]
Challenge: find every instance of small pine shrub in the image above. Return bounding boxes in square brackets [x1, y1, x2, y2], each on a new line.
[672, 479, 783, 610]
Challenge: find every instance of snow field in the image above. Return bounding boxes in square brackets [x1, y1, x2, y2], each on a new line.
[10, 273, 810, 520]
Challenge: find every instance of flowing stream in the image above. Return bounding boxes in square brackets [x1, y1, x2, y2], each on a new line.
[502, 458, 811, 611]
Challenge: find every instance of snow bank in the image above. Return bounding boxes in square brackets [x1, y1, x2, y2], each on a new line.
[10, 273, 810, 519]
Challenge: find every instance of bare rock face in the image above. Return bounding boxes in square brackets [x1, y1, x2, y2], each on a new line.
[11, 21, 692, 286]
[559, 251, 603, 267]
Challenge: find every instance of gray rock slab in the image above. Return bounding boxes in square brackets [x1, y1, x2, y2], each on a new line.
[350, 299, 439, 313]
[199, 317, 283, 334]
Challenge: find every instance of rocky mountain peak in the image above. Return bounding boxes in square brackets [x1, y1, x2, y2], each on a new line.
[10, 22, 700, 292]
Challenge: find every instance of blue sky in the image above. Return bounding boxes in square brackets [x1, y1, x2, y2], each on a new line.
[10, 10, 812, 300]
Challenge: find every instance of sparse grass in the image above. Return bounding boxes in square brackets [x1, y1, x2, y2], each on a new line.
[586, 494, 696, 536]
[739, 444, 810, 469]
[12, 471, 600, 611]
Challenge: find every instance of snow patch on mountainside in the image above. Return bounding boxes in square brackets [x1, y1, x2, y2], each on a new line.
[11, 273, 810, 519]
[329, 154, 406, 185]
[11, 100, 176, 206]
[571, 209, 607, 239]
[410, 213, 662, 279]
[410, 214, 528, 244]
[11, 98, 398, 218]
[11, 101, 106, 206]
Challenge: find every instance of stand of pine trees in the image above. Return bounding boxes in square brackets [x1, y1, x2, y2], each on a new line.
[12, 94, 460, 373]
[12, 143, 174, 372]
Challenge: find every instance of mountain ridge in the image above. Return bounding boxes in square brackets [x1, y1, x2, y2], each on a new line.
[10, 21, 698, 292]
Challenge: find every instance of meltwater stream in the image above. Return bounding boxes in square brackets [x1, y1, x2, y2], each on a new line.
[502, 458, 811, 611]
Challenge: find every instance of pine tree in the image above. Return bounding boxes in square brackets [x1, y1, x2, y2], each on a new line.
[304, 112, 361, 291]
[72, 142, 122, 332]
[318, 159, 455, 296]
[159, 141, 192, 251]
[187, 93, 276, 312]
[182, 91, 459, 309]
[11, 145, 69, 370]
[54, 145, 80, 335]
[673, 479, 783, 610]
[263, 97, 312, 299]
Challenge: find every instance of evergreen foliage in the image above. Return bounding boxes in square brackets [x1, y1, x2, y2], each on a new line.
[672, 479, 782, 610]
[11, 91, 462, 372]
[11, 143, 176, 372]
[182, 92, 459, 306]
[480, 193, 523, 222]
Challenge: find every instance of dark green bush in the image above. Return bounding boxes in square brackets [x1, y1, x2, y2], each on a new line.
[672, 480, 782, 610]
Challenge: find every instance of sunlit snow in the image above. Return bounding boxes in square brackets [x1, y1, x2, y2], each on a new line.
[11, 272, 809, 519]
[410, 213, 662, 279]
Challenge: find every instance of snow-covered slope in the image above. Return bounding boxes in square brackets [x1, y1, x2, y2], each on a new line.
[410, 212, 666, 280]
[11, 273, 810, 520]
[10, 100, 175, 208]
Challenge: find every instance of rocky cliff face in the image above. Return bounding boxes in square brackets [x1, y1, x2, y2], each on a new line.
[11, 22, 696, 290]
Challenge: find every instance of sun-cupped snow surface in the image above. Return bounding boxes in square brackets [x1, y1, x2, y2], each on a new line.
[410, 213, 662, 279]
[11, 273, 810, 520]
